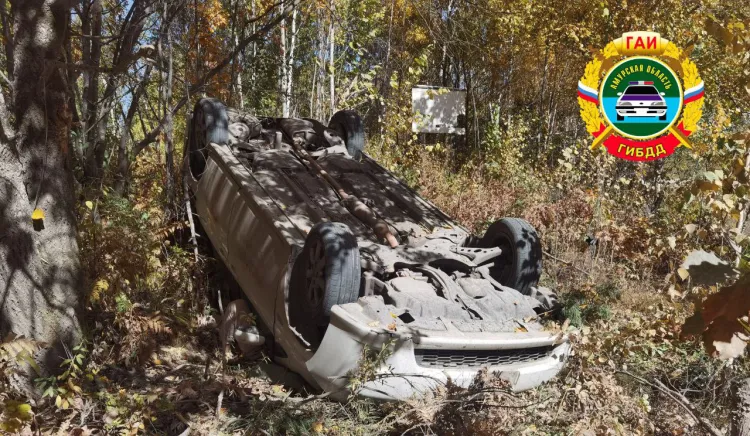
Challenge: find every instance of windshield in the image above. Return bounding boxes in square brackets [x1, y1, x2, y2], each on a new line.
[624, 86, 659, 95]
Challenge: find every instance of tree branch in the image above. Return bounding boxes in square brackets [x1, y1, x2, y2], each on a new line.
[617, 371, 723, 436]
[132, 0, 298, 157]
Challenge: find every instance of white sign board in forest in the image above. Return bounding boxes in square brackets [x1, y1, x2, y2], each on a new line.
[411, 86, 466, 135]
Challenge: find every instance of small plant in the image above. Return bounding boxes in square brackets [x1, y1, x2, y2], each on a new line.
[347, 338, 396, 395]
[561, 281, 621, 327]
[36, 341, 88, 410]
[0, 334, 41, 432]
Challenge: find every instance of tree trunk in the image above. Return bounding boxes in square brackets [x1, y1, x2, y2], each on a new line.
[1, 0, 82, 382]
[732, 378, 750, 436]
[82, 0, 103, 182]
[328, 0, 335, 117]
[162, 1, 175, 212]
[279, 6, 287, 116]
[0, 0, 13, 82]
[281, 5, 296, 117]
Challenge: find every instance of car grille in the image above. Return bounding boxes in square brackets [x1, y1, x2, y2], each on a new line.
[414, 346, 554, 369]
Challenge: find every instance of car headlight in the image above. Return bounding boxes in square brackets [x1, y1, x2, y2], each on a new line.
[619, 102, 632, 106]
[651, 101, 665, 106]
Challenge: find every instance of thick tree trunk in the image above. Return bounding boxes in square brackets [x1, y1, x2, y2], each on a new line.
[1, 0, 82, 381]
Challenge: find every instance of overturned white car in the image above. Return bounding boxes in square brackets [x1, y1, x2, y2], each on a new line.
[185, 98, 570, 400]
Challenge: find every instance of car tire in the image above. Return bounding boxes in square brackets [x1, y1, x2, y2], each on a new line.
[329, 110, 365, 160]
[188, 98, 229, 179]
[659, 113, 667, 121]
[290, 222, 361, 327]
[478, 218, 542, 295]
[616, 114, 624, 121]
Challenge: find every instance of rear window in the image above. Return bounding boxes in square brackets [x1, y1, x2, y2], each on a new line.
[624, 86, 659, 95]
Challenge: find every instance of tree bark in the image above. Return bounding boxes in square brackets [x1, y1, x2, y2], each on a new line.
[1, 0, 82, 382]
[0, 0, 14, 82]
[82, 0, 103, 181]
[280, 2, 296, 117]
[328, 0, 335, 117]
[733, 378, 750, 436]
[162, 1, 176, 211]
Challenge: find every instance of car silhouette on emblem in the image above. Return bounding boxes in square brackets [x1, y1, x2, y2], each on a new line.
[615, 81, 667, 121]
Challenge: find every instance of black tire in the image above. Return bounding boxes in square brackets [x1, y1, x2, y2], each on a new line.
[478, 218, 542, 295]
[329, 110, 365, 160]
[289, 222, 361, 327]
[659, 113, 667, 121]
[188, 98, 229, 179]
[616, 114, 624, 121]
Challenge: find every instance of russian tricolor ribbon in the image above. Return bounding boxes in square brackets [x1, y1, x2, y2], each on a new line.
[684, 81, 704, 104]
[577, 81, 599, 105]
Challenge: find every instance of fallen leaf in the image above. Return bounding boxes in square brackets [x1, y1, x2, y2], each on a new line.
[677, 268, 690, 281]
[311, 421, 324, 433]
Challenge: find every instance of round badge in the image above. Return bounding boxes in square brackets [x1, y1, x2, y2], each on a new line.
[577, 32, 705, 161]
[600, 57, 682, 140]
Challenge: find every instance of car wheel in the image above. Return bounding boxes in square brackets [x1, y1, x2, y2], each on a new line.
[478, 218, 542, 295]
[188, 98, 229, 179]
[290, 222, 361, 327]
[659, 113, 667, 121]
[616, 114, 624, 121]
[329, 110, 365, 160]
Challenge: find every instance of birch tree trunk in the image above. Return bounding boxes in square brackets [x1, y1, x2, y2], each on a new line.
[1, 0, 82, 381]
[162, 1, 176, 211]
[282, 6, 297, 118]
[279, 8, 288, 117]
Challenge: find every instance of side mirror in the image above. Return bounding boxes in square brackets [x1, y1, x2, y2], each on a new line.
[617, 92, 623, 96]
[660, 92, 665, 96]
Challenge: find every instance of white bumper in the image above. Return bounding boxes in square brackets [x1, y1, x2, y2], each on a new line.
[616, 107, 667, 117]
[306, 306, 570, 401]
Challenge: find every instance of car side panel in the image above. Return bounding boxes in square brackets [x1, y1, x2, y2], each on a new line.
[199, 144, 306, 336]
[225, 195, 290, 329]
[196, 158, 238, 260]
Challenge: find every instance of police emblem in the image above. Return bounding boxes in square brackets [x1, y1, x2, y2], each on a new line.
[577, 32, 704, 161]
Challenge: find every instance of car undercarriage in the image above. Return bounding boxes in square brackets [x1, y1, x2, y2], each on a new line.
[185, 98, 570, 400]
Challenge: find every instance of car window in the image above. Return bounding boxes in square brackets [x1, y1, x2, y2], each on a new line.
[624, 86, 659, 95]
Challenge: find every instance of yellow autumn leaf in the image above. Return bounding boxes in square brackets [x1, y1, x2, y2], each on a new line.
[677, 268, 690, 280]
[31, 208, 45, 220]
[311, 421, 324, 433]
[85, 201, 94, 210]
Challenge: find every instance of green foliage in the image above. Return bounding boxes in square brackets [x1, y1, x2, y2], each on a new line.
[0, 335, 41, 433]
[36, 342, 89, 411]
[561, 281, 621, 328]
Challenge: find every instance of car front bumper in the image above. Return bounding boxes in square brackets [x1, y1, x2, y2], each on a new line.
[616, 107, 667, 117]
[306, 306, 571, 401]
